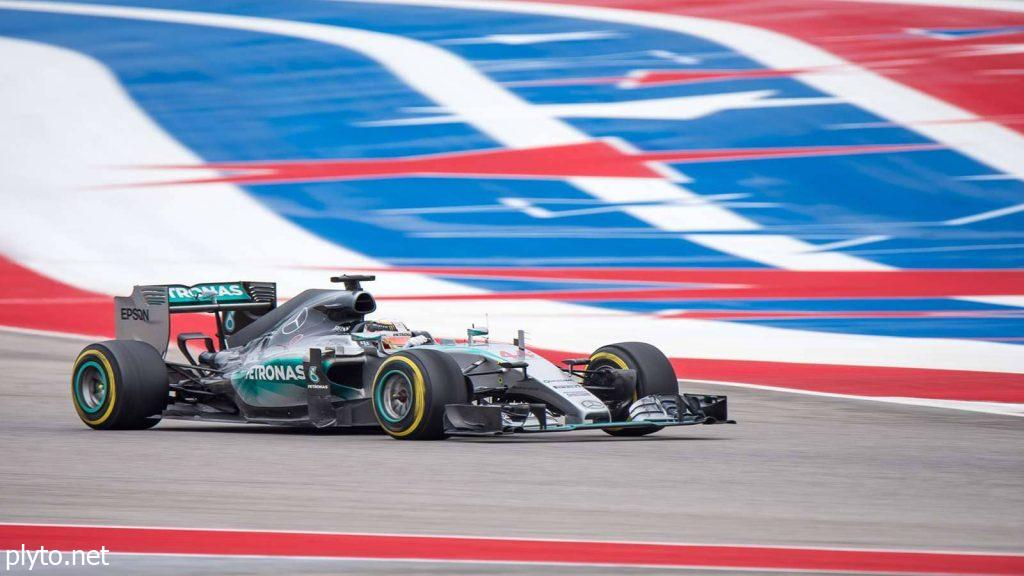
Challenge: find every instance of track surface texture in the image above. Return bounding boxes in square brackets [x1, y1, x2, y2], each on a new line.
[2, 329, 1022, 575]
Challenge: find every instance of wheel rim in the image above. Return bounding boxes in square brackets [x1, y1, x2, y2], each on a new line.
[75, 361, 108, 413]
[378, 370, 413, 423]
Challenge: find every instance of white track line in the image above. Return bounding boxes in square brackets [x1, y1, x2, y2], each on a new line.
[0, 325, 104, 342]
[683, 379, 1024, 418]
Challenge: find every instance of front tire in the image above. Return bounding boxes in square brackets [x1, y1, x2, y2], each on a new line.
[371, 349, 468, 440]
[71, 340, 169, 430]
[589, 342, 678, 437]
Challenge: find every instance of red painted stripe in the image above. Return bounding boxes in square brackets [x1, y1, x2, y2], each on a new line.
[624, 67, 810, 87]
[0, 255, 214, 340]
[0, 256, 114, 337]
[147, 141, 937, 187]
[1, 524, 1021, 574]
[671, 357, 1024, 402]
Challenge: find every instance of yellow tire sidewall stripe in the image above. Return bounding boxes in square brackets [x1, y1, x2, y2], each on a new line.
[371, 355, 426, 437]
[589, 351, 628, 370]
[72, 349, 117, 426]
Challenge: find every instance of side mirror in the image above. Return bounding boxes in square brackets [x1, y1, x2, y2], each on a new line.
[467, 325, 488, 345]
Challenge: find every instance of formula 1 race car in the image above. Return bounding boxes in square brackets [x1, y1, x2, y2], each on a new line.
[71, 275, 732, 439]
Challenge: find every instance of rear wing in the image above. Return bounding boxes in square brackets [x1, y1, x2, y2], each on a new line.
[164, 282, 276, 312]
[115, 282, 276, 356]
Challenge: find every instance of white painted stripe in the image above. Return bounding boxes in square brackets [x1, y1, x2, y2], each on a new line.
[944, 203, 1024, 226]
[383, 91, 840, 123]
[804, 235, 890, 252]
[567, 177, 759, 232]
[0, 325, 107, 342]
[684, 235, 892, 270]
[952, 44, 1024, 58]
[961, 296, 1024, 308]
[958, 174, 1019, 182]
[538, 92, 839, 120]
[440, 30, 622, 45]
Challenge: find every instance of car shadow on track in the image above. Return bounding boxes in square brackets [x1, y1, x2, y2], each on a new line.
[151, 424, 386, 436]
[148, 425, 728, 443]
[449, 435, 727, 444]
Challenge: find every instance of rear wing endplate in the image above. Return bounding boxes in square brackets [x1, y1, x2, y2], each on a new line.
[115, 282, 275, 356]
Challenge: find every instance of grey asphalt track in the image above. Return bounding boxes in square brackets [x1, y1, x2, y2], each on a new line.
[2, 328, 1023, 574]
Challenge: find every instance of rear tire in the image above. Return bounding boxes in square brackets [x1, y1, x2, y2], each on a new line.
[371, 349, 468, 440]
[71, 340, 168, 430]
[589, 342, 678, 437]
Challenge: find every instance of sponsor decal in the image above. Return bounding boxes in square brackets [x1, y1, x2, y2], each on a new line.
[168, 283, 250, 305]
[307, 366, 330, 390]
[581, 400, 605, 409]
[281, 308, 309, 335]
[246, 363, 307, 382]
[119, 307, 150, 321]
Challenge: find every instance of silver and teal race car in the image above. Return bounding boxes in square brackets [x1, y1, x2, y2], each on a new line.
[71, 275, 732, 439]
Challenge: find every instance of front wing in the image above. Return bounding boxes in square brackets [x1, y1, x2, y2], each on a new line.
[443, 393, 733, 436]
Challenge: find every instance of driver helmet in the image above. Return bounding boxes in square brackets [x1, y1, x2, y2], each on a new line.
[363, 319, 412, 351]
